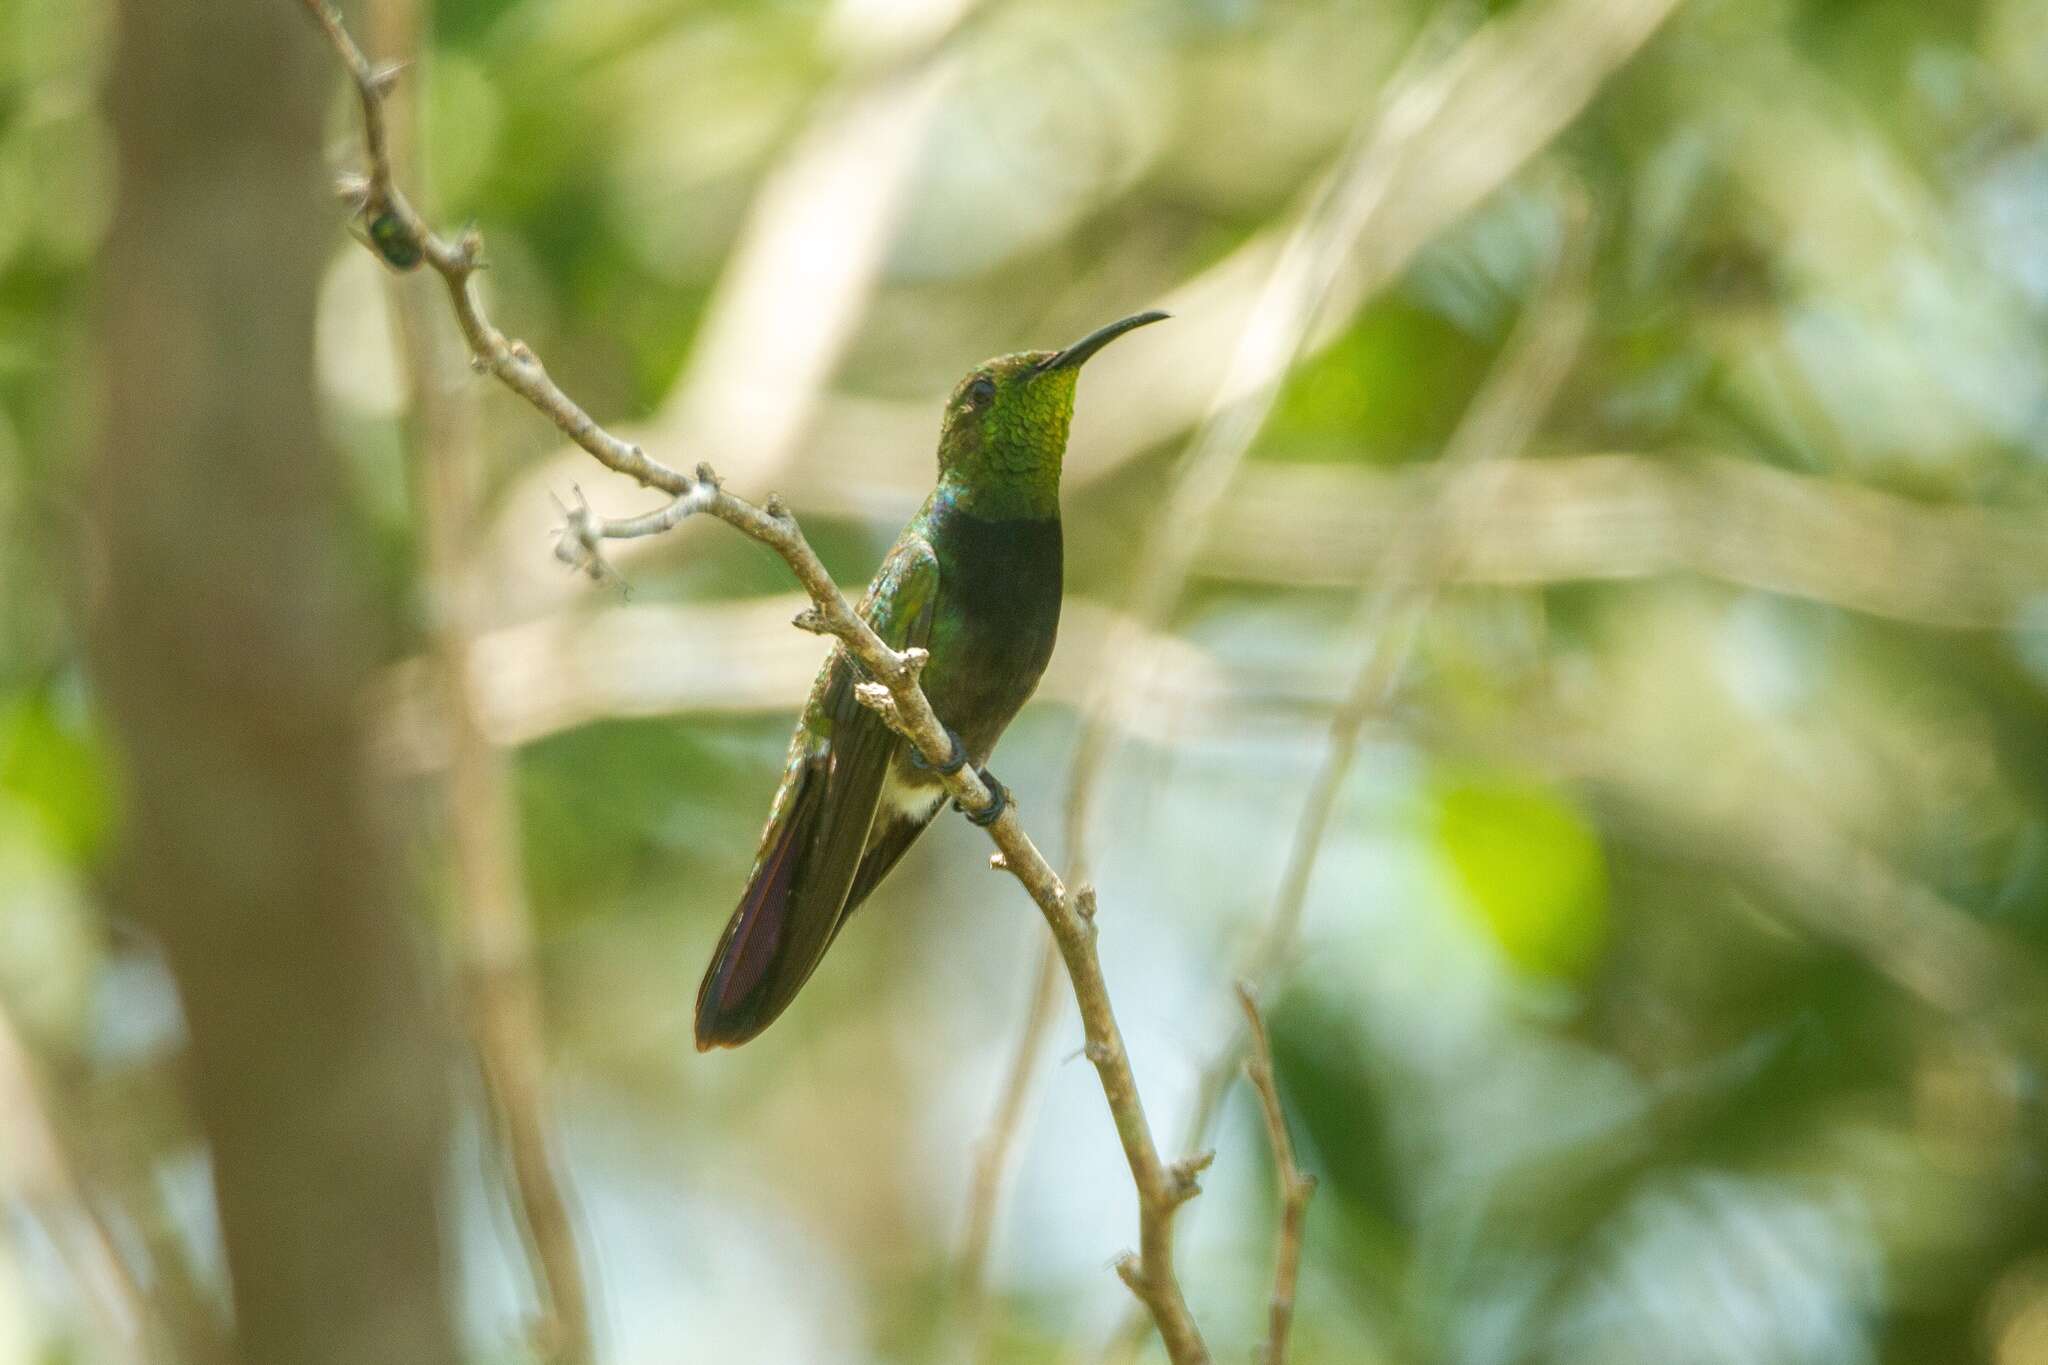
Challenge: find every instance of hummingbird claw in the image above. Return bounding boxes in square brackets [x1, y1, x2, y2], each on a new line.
[909, 728, 968, 776]
[959, 769, 1008, 827]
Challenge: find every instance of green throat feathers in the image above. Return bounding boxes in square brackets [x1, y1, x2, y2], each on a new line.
[933, 352, 1078, 521]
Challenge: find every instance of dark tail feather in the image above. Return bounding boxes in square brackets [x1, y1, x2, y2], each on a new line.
[694, 749, 880, 1050]
[694, 799, 811, 1049]
[697, 655, 903, 1049]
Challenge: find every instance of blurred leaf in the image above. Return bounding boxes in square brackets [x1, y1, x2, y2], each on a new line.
[0, 686, 107, 864]
[1430, 770, 1609, 983]
[1263, 296, 1494, 462]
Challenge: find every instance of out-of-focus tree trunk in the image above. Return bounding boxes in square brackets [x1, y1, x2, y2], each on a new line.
[90, 3, 463, 1363]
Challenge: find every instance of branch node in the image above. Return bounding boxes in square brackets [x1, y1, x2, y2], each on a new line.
[852, 681, 896, 720]
[763, 491, 790, 521]
[1084, 1040, 1115, 1067]
[548, 485, 611, 582]
[1240, 977, 1315, 1365]
[1113, 1254, 1147, 1296]
[453, 223, 485, 270]
[1166, 1149, 1215, 1205]
[694, 462, 721, 491]
[1074, 883, 1099, 921]
[790, 607, 829, 635]
[899, 646, 930, 681]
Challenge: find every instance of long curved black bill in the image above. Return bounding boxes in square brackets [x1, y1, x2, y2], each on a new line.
[1039, 309, 1171, 371]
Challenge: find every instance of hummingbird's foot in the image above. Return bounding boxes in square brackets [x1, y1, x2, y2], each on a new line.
[909, 728, 969, 776]
[958, 769, 1009, 827]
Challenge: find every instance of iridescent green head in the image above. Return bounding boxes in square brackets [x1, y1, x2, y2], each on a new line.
[935, 310, 1168, 520]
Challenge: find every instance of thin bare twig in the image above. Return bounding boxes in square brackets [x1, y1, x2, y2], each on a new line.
[299, 4, 1212, 1357]
[364, 0, 593, 1353]
[1235, 984, 1316, 1365]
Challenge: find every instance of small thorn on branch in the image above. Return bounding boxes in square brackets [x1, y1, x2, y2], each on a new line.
[1166, 1149, 1215, 1205]
[370, 61, 405, 94]
[548, 485, 611, 582]
[1114, 1255, 1146, 1295]
[791, 607, 828, 635]
[988, 851, 1008, 872]
[852, 681, 896, 721]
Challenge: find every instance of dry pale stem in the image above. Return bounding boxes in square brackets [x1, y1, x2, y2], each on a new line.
[299, 3, 1211, 1357]
[1236, 984, 1316, 1365]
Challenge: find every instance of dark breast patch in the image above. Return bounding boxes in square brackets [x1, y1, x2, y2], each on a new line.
[921, 505, 1063, 764]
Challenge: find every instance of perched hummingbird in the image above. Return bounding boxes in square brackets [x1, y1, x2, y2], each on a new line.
[695, 310, 1169, 1049]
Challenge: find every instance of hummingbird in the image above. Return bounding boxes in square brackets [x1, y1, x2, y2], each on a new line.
[695, 310, 1169, 1049]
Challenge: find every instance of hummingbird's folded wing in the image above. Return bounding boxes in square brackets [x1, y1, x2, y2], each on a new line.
[693, 536, 940, 1049]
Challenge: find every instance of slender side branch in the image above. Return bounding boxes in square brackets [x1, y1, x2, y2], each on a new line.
[1235, 985, 1315, 1365]
[299, 5, 1211, 1359]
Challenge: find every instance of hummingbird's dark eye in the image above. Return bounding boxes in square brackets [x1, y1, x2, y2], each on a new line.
[968, 376, 996, 407]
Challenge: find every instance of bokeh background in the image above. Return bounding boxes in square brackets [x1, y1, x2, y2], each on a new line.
[7, 0, 2048, 1360]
